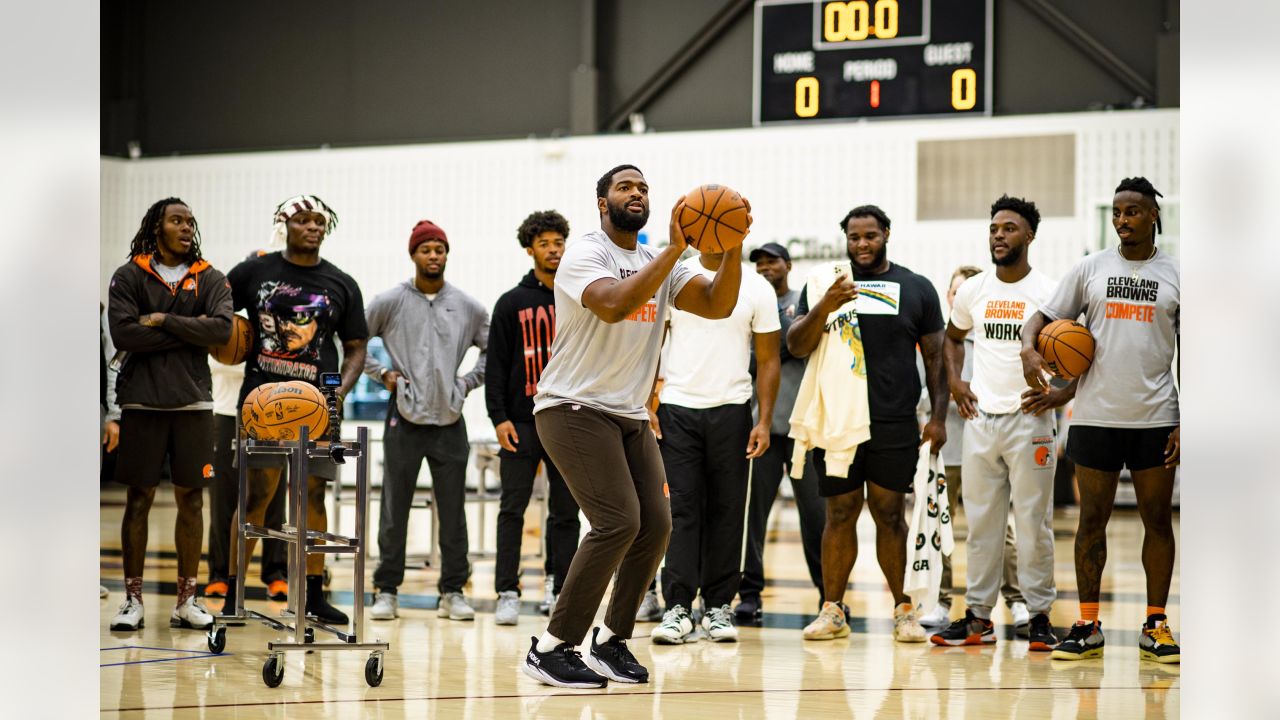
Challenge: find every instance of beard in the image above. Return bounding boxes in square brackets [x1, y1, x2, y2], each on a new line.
[849, 243, 887, 272]
[991, 243, 1024, 267]
[607, 199, 649, 232]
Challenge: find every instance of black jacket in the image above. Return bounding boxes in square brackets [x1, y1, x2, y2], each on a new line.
[108, 254, 233, 408]
[485, 271, 556, 426]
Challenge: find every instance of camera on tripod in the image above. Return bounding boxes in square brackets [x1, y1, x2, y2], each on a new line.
[318, 372, 346, 463]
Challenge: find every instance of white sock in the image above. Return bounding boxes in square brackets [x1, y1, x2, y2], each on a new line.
[596, 625, 616, 644]
[536, 631, 564, 653]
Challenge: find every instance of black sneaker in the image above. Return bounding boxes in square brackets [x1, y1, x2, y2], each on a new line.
[734, 595, 762, 624]
[1051, 620, 1105, 661]
[305, 575, 349, 626]
[585, 627, 649, 683]
[929, 609, 995, 646]
[522, 636, 608, 689]
[1027, 613, 1058, 652]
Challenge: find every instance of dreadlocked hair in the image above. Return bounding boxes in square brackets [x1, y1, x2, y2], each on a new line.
[127, 197, 202, 261]
[1114, 177, 1163, 235]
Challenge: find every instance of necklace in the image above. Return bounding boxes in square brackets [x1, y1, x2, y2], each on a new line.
[1120, 245, 1157, 281]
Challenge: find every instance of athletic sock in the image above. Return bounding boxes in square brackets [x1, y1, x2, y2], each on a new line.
[1079, 602, 1100, 623]
[176, 576, 197, 606]
[536, 631, 564, 653]
[596, 625, 617, 644]
[1145, 606, 1166, 622]
[125, 577, 144, 603]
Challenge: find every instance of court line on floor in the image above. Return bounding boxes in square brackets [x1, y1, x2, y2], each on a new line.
[102, 684, 1178, 713]
[100, 646, 231, 668]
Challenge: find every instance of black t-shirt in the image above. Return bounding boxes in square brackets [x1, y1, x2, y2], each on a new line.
[797, 262, 944, 421]
[227, 252, 368, 403]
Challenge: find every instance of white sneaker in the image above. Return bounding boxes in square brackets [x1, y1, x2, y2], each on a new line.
[1010, 601, 1030, 636]
[110, 597, 144, 631]
[651, 604, 696, 644]
[369, 591, 399, 620]
[635, 590, 662, 622]
[438, 592, 476, 621]
[919, 603, 952, 628]
[170, 596, 214, 629]
[495, 591, 520, 625]
[100, 585, 109, 599]
[701, 604, 739, 643]
[892, 604, 927, 643]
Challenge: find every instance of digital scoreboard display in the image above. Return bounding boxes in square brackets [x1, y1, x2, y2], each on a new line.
[754, 0, 992, 123]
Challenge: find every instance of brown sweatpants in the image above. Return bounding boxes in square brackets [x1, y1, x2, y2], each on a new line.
[535, 403, 672, 644]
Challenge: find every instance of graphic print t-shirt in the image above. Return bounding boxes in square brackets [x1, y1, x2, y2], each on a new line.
[797, 262, 944, 422]
[227, 252, 368, 403]
[1040, 248, 1179, 428]
[533, 230, 697, 420]
[950, 268, 1058, 414]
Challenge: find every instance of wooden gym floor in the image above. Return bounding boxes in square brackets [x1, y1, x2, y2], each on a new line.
[99, 485, 1178, 718]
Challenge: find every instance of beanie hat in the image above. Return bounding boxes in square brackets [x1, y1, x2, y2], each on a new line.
[409, 220, 448, 254]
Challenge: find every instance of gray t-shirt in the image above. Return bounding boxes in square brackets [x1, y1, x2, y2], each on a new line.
[155, 261, 190, 286]
[1040, 247, 1179, 428]
[533, 230, 696, 420]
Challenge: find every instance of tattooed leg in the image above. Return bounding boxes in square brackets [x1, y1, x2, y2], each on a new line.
[1073, 466, 1120, 603]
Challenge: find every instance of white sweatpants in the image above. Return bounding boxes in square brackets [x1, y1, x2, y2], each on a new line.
[962, 410, 1058, 616]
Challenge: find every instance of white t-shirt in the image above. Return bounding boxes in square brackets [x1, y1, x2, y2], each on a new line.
[1040, 247, 1179, 428]
[950, 268, 1058, 414]
[209, 357, 246, 417]
[660, 259, 780, 409]
[533, 230, 696, 420]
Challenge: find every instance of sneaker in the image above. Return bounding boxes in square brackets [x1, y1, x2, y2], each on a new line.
[100, 585, 109, 599]
[369, 591, 398, 621]
[702, 604, 739, 642]
[930, 609, 995, 646]
[438, 592, 476, 621]
[110, 597, 144, 631]
[802, 601, 850, 641]
[1010, 601, 1031, 637]
[496, 591, 521, 626]
[585, 627, 649, 683]
[893, 604, 927, 643]
[651, 605, 696, 644]
[170, 596, 214, 629]
[1051, 620, 1106, 661]
[267, 579, 288, 602]
[918, 603, 952, 628]
[522, 636, 608, 689]
[1027, 613, 1058, 652]
[1138, 615, 1180, 664]
[733, 595, 762, 624]
[635, 590, 662, 623]
[305, 574, 349, 626]
[204, 581, 228, 599]
[538, 575, 555, 616]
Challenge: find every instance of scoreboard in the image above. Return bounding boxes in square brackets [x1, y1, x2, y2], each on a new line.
[754, 0, 992, 123]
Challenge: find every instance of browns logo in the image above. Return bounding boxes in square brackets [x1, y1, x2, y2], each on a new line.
[931, 531, 941, 551]
[183, 278, 196, 291]
[926, 497, 938, 518]
[915, 533, 926, 550]
[202, 463, 215, 479]
[1035, 446, 1051, 466]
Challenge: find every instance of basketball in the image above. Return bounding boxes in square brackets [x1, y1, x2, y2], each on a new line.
[1036, 319, 1096, 380]
[240, 382, 274, 438]
[248, 380, 330, 441]
[210, 315, 253, 365]
[678, 183, 750, 253]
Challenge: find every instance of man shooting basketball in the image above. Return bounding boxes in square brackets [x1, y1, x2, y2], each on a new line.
[521, 164, 748, 688]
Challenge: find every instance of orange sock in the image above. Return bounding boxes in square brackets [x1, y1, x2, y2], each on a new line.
[1146, 606, 1165, 619]
[1079, 602, 1099, 623]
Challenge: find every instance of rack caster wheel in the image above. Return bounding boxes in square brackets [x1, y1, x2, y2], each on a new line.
[262, 654, 284, 688]
[364, 653, 384, 687]
[304, 628, 314, 643]
[207, 626, 226, 654]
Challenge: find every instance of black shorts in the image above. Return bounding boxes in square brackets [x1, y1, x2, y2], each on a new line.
[114, 409, 214, 489]
[1066, 424, 1178, 472]
[815, 419, 919, 496]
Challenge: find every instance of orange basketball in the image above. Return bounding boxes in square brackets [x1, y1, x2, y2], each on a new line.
[210, 315, 253, 365]
[248, 381, 329, 441]
[241, 382, 275, 438]
[1036, 319, 1096, 380]
[679, 184, 750, 252]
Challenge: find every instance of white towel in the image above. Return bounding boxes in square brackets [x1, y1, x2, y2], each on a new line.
[904, 451, 955, 613]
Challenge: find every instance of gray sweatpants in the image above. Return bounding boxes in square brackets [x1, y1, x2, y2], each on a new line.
[962, 410, 1057, 617]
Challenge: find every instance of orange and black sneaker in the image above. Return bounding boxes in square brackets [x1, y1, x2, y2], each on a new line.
[204, 581, 228, 598]
[1027, 613, 1058, 651]
[929, 609, 995, 646]
[1138, 615, 1180, 664]
[267, 579, 288, 602]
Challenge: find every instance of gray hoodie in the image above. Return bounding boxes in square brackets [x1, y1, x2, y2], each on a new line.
[364, 280, 488, 426]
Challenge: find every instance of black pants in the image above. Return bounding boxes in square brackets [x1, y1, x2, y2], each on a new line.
[495, 421, 580, 595]
[739, 434, 825, 599]
[658, 402, 752, 610]
[374, 406, 471, 594]
[206, 413, 287, 584]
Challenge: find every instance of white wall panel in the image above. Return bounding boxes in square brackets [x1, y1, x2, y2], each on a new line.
[102, 108, 1178, 441]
